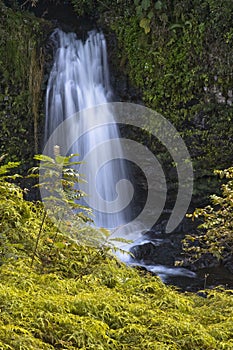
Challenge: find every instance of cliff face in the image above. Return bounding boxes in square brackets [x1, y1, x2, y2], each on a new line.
[99, 0, 233, 207]
[0, 1, 53, 171]
[0, 0, 232, 208]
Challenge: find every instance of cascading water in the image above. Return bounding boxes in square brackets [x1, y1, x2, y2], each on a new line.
[45, 29, 130, 229]
[45, 28, 196, 284]
[45, 29, 112, 139]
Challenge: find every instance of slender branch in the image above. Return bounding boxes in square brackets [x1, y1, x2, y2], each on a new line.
[31, 210, 46, 268]
[21, 0, 38, 8]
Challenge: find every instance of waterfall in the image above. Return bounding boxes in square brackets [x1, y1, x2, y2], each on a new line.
[44, 28, 196, 284]
[45, 29, 130, 229]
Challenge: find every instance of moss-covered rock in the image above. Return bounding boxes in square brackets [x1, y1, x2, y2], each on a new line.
[102, 0, 233, 206]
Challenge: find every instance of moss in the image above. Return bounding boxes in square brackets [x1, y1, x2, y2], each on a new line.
[1, 0, 232, 205]
[99, 0, 233, 205]
[0, 1, 51, 169]
[69, 0, 233, 205]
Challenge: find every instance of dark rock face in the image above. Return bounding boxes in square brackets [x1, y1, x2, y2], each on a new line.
[130, 241, 175, 266]
[181, 253, 220, 272]
[180, 251, 233, 277]
[130, 228, 189, 268]
[223, 257, 233, 274]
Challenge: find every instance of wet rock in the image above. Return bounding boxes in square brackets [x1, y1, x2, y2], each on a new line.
[196, 291, 208, 298]
[130, 241, 175, 266]
[130, 264, 149, 274]
[224, 262, 233, 274]
[182, 253, 220, 272]
[223, 255, 233, 274]
[141, 229, 164, 239]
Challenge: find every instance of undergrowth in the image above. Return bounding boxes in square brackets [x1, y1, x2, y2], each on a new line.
[1, 158, 233, 349]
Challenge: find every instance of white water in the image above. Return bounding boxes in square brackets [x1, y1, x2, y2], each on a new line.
[45, 29, 196, 283]
[45, 29, 130, 229]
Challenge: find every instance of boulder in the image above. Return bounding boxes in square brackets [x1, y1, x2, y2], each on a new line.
[130, 241, 175, 266]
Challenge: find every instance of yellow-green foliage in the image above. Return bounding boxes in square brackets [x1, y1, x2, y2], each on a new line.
[184, 166, 233, 262]
[1, 250, 233, 349]
[1, 160, 233, 349]
[0, 156, 116, 275]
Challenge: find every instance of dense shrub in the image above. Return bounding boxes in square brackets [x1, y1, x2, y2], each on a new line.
[183, 166, 233, 263]
[1, 157, 233, 349]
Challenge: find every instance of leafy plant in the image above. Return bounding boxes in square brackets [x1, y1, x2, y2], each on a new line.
[1, 155, 233, 349]
[29, 150, 92, 224]
[1, 243, 233, 349]
[0, 155, 27, 263]
[27, 150, 118, 269]
[183, 166, 233, 262]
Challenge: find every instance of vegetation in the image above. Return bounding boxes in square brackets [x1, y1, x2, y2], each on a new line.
[0, 2, 233, 348]
[0, 0, 232, 204]
[183, 166, 233, 264]
[0, 0, 50, 168]
[1, 157, 233, 349]
[0, 153, 123, 270]
[104, 0, 233, 204]
[21, 0, 230, 205]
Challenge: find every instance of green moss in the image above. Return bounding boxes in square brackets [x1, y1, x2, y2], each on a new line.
[1, 0, 232, 203]
[104, 0, 233, 204]
[0, 1, 50, 169]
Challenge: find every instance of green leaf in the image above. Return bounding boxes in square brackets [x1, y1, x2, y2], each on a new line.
[169, 23, 184, 30]
[54, 241, 67, 249]
[141, 0, 150, 11]
[55, 155, 67, 164]
[139, 18, 151, 34]
[34, 154, 55, 163]
[99, 227, 110, 237]
[155, 0, 162, 10]
[147, 10, 154, 20]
